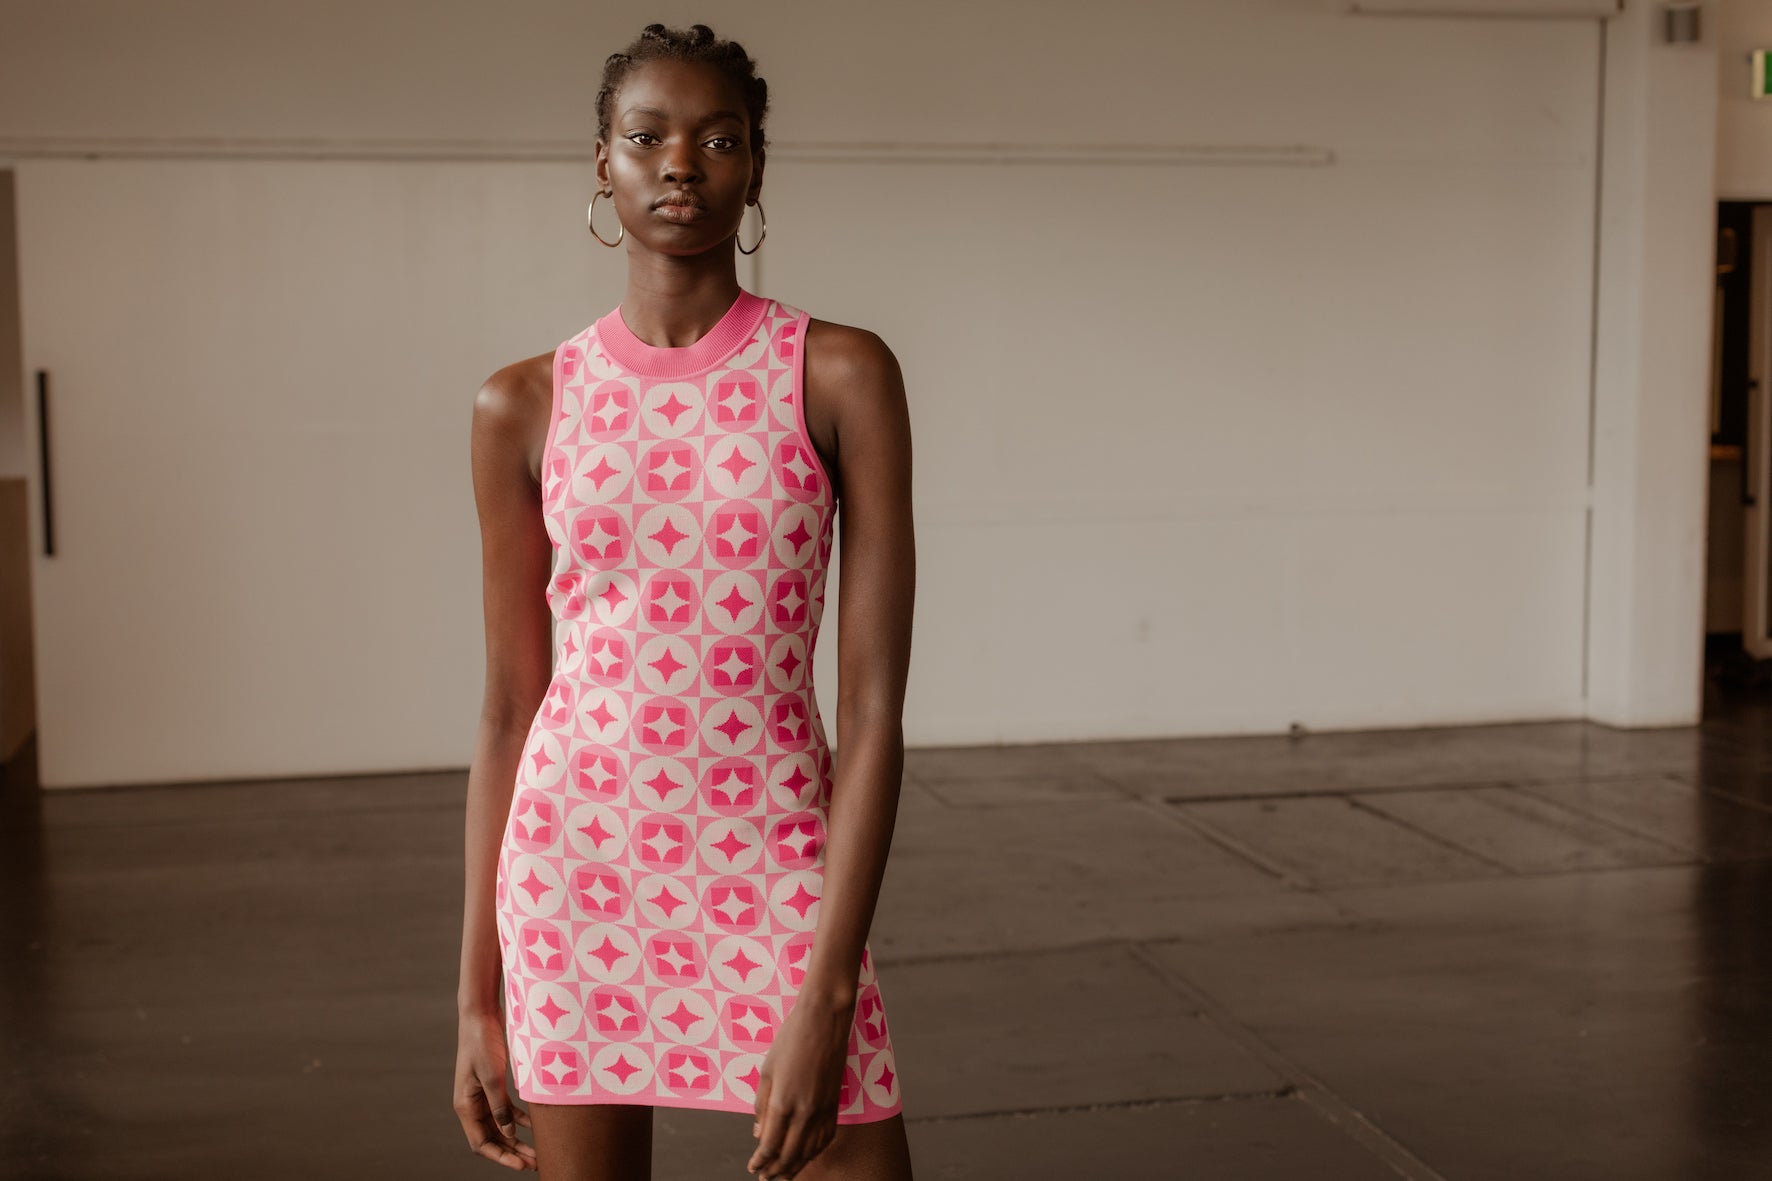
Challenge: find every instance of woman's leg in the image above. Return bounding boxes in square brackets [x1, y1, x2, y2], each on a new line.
[790, 1112, 913, 1181]
[528, 1101, 655, 1181]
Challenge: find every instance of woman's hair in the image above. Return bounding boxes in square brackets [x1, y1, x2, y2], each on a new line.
[596, 23, 771, 158]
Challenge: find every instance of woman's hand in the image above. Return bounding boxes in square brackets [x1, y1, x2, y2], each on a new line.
[747, 992, 856, 1179]
[454, 1010, 538, 1171]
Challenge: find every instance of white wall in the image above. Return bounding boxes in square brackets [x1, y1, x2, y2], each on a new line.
[0, 0, 1726, 784]
[13, 160, 620, 787]
[0, 171, 20, 479]
[1717, 0, 1772, 199]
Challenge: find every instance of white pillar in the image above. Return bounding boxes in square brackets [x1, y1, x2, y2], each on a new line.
[1586, 0, 1720, 726]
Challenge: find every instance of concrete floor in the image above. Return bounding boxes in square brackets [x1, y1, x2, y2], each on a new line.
[7, 676, 1772, 1179]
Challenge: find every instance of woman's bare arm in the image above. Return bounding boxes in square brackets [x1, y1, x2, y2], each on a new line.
[798, 320, 916, 1008]
[453, 356, 552, 1172]
[458, 358, 555, 1018]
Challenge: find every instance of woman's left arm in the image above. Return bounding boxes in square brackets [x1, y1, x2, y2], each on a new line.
[748, 321, 915, 1179]
[802, 323, 915, 1011]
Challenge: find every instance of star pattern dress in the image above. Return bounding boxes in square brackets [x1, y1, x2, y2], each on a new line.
[493, 287, 904, 1122]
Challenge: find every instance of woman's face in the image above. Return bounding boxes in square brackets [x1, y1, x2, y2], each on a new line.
[597, 58, 761, 256]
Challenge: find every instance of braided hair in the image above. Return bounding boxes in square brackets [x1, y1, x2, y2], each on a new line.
[595, 23, 771, 159]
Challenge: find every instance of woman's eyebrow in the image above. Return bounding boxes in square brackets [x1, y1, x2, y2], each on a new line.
[621, 106, 745, 124]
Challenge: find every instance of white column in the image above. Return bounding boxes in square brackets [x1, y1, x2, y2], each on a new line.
[1586, 0, 1720, 725]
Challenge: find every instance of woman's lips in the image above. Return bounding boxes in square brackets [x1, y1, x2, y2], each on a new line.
[654, 202, 709, 223]
[654, 193, 709, 223]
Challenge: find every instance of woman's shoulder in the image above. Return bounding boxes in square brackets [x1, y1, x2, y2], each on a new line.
[472, 348, 555, 436]
[795, 307, 906, 430]
[797, 308, 899, 383]
[479, 349, 554, 403]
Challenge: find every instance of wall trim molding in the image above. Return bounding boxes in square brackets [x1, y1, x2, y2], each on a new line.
[1345, 0, 1621, 18]
[0, 136, 1335, 167]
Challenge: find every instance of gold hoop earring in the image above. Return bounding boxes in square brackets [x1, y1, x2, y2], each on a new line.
[588, 190, 624, 248]
[737, 200, 767, 255]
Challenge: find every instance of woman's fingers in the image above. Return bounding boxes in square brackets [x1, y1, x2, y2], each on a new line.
[472, 1117, 538, 1171]
[749, 1078, 783, 1175]
[749, 1070, 845, 1178]
[753, 1103, 836, 1179]
[456, 1077, 538, 1171]
[474, 1105, 539, 1171]
[453, 1014, 537, 1170]
[483, 1078, 537, 1169]
[773, 1107, 840, 1179]
[764, 1108, 811, 1179]
[487, 1093, 520, 1140]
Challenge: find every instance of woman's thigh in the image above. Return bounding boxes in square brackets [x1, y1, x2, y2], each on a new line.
[528, 1101, 655, 1181]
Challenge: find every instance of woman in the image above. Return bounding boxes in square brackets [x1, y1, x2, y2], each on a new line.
[454, 23, 917, 1181]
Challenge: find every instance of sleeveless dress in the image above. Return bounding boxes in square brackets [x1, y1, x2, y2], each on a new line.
[493, 287, 904, 1123]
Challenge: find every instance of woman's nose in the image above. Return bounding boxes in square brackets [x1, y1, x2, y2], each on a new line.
[662, 146, 700, 182]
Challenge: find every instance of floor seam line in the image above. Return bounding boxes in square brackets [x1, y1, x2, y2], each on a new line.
[1340, 793, 1520, 874]
[897, 1087, 1300, 1124]
[1132, 793, 1317, 889]
[1127, 942, 1450, 1181]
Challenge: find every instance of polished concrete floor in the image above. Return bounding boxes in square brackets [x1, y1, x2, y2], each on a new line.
[7, 669, 1772, 1179]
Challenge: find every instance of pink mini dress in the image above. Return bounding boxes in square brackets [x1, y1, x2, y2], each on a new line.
[493, 288, 903, 1122]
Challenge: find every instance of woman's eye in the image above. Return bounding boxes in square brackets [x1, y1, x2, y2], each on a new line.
[626, 132, 737, 149]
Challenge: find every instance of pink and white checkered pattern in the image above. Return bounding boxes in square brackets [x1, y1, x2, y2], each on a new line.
[494, 289, 903, 1123]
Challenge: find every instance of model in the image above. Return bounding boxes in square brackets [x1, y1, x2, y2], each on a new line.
[454, 22, 917, 1181]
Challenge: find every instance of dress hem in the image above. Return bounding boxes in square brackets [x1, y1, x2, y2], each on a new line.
[512, 1085, 904, 1124]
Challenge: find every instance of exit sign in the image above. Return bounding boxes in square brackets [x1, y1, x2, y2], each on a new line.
[1758, 50, 1772, 99]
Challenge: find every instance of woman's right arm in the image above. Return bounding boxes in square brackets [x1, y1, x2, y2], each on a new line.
[454, 360, 554, 1172]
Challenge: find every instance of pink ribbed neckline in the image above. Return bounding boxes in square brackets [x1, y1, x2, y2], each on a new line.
[594, 288, 769, 379]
